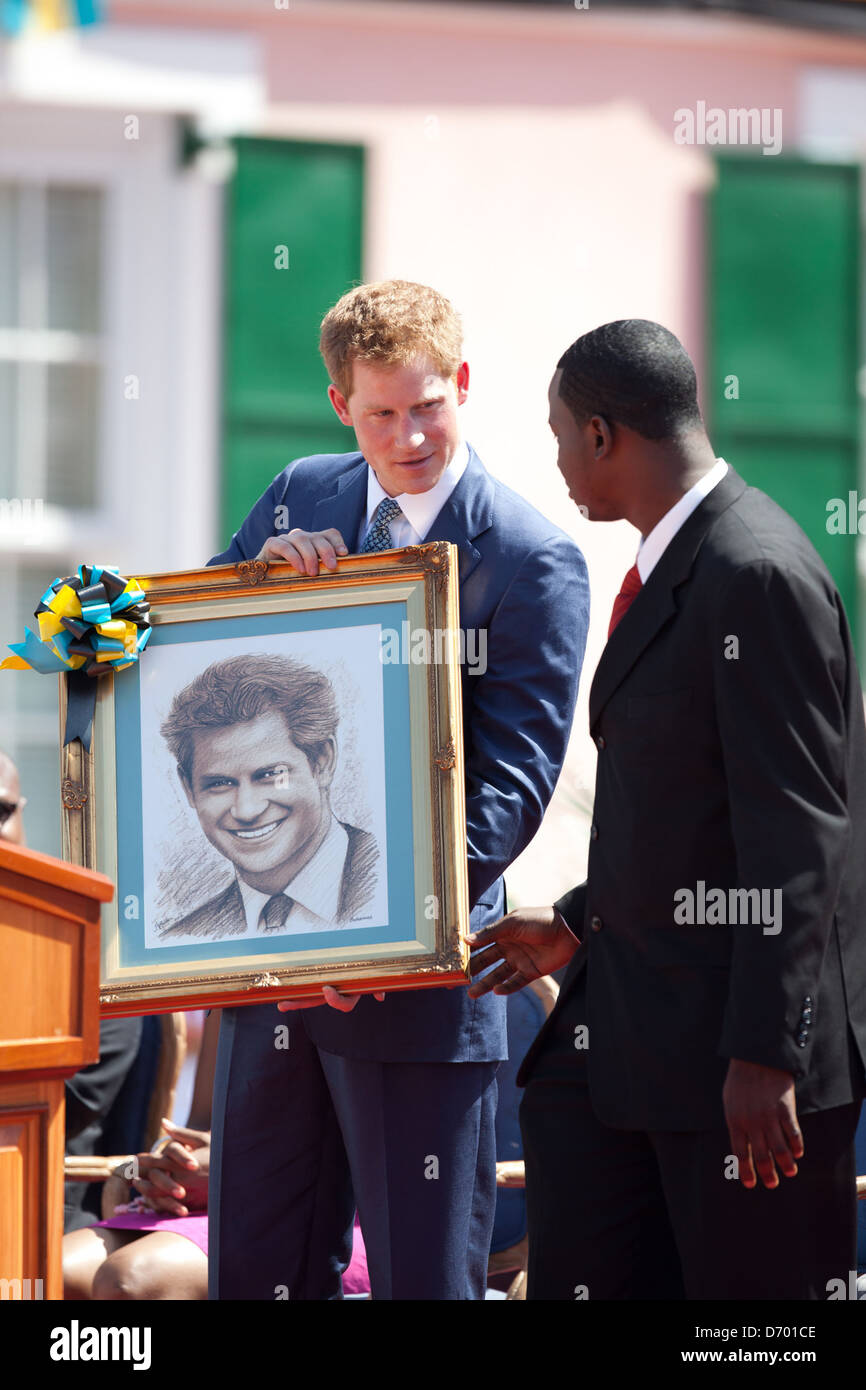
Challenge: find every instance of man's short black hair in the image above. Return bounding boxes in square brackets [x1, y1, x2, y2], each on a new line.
[557, 319, 704, 441]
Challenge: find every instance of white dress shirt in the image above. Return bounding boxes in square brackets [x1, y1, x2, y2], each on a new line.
[636, 458, 728, 583]
[234, 814, 350, 937]
[358, 440, 470, 549]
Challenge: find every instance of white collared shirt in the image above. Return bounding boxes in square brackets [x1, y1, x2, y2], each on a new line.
[359, 439, 470, 549]
[234, 814, 350, 937]
[636, 458, 728, 583]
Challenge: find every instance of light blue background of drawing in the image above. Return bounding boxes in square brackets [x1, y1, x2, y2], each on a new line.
[114, 604, 414, 967]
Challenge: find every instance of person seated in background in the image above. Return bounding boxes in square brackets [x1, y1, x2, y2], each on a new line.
[65, 1015, 144, 1236]
[62, 1010, 219, 1300]
[62, 1009, 372, 1299]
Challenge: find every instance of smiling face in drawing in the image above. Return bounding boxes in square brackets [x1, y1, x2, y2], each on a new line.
[180, 711, 335, 893]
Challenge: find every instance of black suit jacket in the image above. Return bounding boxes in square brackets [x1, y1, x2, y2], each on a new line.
[159, 822, 378, 939]
[520, 466, 866, 1130]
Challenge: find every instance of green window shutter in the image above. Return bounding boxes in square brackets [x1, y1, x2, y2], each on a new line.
[707, 155, 860, 640]
[222, 137, 364, 544]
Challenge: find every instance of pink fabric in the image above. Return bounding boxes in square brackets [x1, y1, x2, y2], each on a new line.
[94, 1208, 209, 1255]
[343, 1215, 370, 1296]
[93, 1208, 371, 1294]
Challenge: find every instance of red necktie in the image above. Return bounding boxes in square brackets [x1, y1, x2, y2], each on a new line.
[608, 562, 643, 638]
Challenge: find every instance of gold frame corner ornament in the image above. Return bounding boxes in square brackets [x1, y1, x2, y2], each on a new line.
[235, 559, 269, 585]
[407, 540, 451, 591]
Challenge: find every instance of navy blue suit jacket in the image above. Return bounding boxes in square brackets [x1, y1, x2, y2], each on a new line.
[209, 445, 590, 1062]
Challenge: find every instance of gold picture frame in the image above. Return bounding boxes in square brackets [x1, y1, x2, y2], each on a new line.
[60, 544, 469, 1016]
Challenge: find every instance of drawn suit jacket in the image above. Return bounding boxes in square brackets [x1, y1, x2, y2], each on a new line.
[158, 823, 378, 940]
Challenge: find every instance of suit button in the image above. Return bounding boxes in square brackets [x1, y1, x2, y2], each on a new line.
[590, 916, 603, 933]
[590, 824, 599, 841]
[802, 1009, 812, 1022]
[797, 1038, 807, 1048]
[596, 735, 606, 750]
[804, 996, 813, 1005]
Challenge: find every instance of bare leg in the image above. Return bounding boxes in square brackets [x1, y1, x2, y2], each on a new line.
[91, 1230, 208, 1301]
[63, 1227, 141, 1300]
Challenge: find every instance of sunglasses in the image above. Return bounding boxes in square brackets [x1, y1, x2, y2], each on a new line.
[0, 796, 26, 828]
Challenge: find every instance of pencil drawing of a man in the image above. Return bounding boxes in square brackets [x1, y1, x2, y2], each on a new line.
[158, 653, 379, 941]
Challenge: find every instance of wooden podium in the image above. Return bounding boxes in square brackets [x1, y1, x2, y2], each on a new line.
[0, 840, 113, 1301]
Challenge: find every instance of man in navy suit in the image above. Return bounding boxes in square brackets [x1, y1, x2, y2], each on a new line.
[206, 279, 590, 1300]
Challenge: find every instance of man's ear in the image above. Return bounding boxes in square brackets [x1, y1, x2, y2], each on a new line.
[455, 360, 469, 405]
[177, 765, 196, 809]
[589, 414, 613, 458]
[313, 738, 338, 789]
[327, 383, 353, 427]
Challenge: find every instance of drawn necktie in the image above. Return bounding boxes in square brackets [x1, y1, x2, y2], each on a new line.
[608, 562, 643, 638]
[261, 893, 294, 931]
[361, 497, 403, 553]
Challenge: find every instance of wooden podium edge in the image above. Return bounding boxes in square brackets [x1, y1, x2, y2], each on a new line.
[0, 840, 113, 903]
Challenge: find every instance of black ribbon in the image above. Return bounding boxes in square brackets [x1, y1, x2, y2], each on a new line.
[64, 667, 100, 752]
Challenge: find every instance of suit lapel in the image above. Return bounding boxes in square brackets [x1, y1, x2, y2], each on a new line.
[589, 466, 747, 730]
[218, 879, 246, 936]
[310, 456, 368, 549]
[425, 446, 494, 586]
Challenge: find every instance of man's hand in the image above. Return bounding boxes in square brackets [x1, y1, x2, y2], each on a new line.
[723, 1058, 804, 1190]
[257, 528, 348, 576]
[277, 985, 386, 1013]
[466, 906, 580, 997]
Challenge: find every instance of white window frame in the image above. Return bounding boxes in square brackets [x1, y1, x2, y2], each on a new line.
[0, 100, 222, 572]
[0, 179, 106, 511]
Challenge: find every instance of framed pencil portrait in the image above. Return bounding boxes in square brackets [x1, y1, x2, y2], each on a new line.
[59, 544, 470, 1017]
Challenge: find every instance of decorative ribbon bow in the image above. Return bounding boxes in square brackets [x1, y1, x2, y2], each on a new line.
[1, 564, 151, 750]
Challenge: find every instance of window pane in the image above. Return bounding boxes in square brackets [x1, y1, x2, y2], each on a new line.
[0, 361, 16, 496]
[15, 740, 62, 858]
[45, 361, 99, 507]
[46, 186, 102, 333]
[6, 559, 77, 857]
[0, 183, 18, 327]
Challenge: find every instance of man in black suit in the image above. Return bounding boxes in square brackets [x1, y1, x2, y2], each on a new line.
[469, 319, 866, 1300]
[158, 652, 379, 941]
